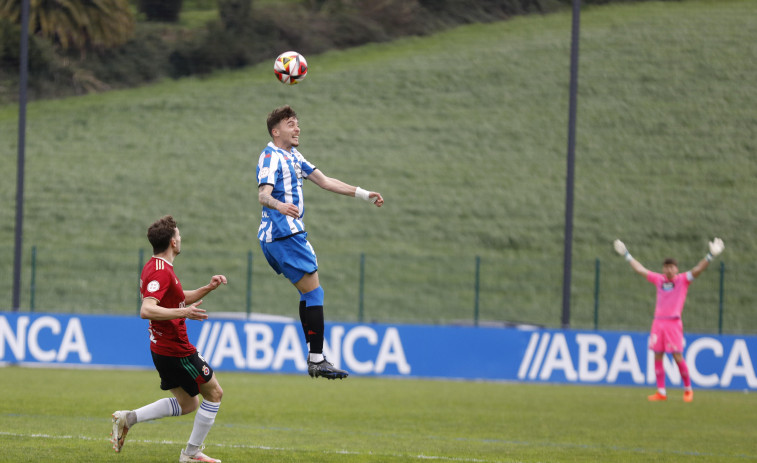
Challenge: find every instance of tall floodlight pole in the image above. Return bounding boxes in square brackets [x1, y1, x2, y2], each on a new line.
[13, 0, 31, 310]
[561, 0, 581, 329]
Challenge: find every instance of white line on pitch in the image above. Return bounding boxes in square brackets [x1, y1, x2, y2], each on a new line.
[0, 431, 506, 463]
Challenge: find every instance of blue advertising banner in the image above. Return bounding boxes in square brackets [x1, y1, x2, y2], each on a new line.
[1, 312, 755, 390]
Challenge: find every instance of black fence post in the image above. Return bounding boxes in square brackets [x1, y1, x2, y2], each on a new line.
[30, 245, 37, 311]
[593, 258, 600, 330]
[358, 253, 366, 323]
[246, 250, 253, 317]
[718, 261, 725, 335]
[474, 256, 481, 326]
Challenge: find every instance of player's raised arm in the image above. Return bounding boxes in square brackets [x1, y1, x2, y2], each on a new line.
[613, 239, 649, 276]
[690, 238, 725, 278]
[307, 169, 384, 206]
[184, 275, 228, 305]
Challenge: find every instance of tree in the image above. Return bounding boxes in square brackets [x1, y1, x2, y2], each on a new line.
[0, 0, 134, 51]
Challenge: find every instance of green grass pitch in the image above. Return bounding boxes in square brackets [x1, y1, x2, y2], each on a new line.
[2, 0, 757, 332]
[1, 367, 755, 462]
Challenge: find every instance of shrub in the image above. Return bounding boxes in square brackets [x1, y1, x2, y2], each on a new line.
[78, 25, 173, 86]
[169, 21, 255, 77]
[138, 0, 184, 22]
[218, 0, 252, 32]
[0, 18, 77, 101]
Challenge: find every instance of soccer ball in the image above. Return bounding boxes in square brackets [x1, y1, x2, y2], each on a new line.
[274, 51, 308, 85]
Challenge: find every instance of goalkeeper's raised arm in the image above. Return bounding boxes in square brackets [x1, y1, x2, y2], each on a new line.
[689, 237, 725, 278]
[613, 238, 725, 279]
[613, 239, 649, 276]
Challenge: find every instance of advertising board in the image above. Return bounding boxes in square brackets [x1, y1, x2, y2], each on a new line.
[1, 312, 755, 390]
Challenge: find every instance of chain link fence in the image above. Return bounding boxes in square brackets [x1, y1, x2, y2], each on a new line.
[1, 245, 755, 334]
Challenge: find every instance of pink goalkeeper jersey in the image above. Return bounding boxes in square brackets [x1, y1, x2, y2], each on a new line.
[646, 271, 694, 318]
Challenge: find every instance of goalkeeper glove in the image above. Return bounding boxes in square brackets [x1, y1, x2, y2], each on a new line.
[706, 237, 725, 261]
[613, 239, 633, 262]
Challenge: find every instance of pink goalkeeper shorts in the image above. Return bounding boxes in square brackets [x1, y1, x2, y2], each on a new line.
[649, 317, 684, 353]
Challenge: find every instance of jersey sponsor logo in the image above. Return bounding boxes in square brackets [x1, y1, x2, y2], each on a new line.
[662, 282, 675, 291]
[148, 321, 160, 343]
[147, 280, 160, 293]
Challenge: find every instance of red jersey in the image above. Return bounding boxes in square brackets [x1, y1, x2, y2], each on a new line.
[139, 256, 197, 357]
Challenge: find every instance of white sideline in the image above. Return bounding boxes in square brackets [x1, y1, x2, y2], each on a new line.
[0, 431, 501, 463]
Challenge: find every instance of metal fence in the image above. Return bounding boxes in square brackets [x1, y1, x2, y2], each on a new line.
[1, 245, 755, 334]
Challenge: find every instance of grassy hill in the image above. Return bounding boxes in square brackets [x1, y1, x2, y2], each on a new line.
[1, 0, 755, 332]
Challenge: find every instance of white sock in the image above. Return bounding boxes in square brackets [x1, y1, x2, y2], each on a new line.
[658, 388, 667, 396]
[186, 400, 220, 452]
[309, 352, 324, 363]
[134, 397, 181, 423]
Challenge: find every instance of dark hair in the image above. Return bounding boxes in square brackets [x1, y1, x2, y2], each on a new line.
[147, 215, 177, 254]
[267, 105, 297, 136]
[663, 257, 678, 267]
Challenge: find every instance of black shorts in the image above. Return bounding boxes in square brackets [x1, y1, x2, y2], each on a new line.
[151, 351, 214, 397]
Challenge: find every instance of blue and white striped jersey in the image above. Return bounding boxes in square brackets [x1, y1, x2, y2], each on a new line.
[257, 142, 317, 243]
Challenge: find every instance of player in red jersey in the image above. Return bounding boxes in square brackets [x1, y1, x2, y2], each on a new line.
[111, 215, 228, 463]
[614, 237, 724, 403]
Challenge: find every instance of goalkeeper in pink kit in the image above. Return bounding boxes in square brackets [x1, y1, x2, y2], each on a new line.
[613, 237, 725, 402]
